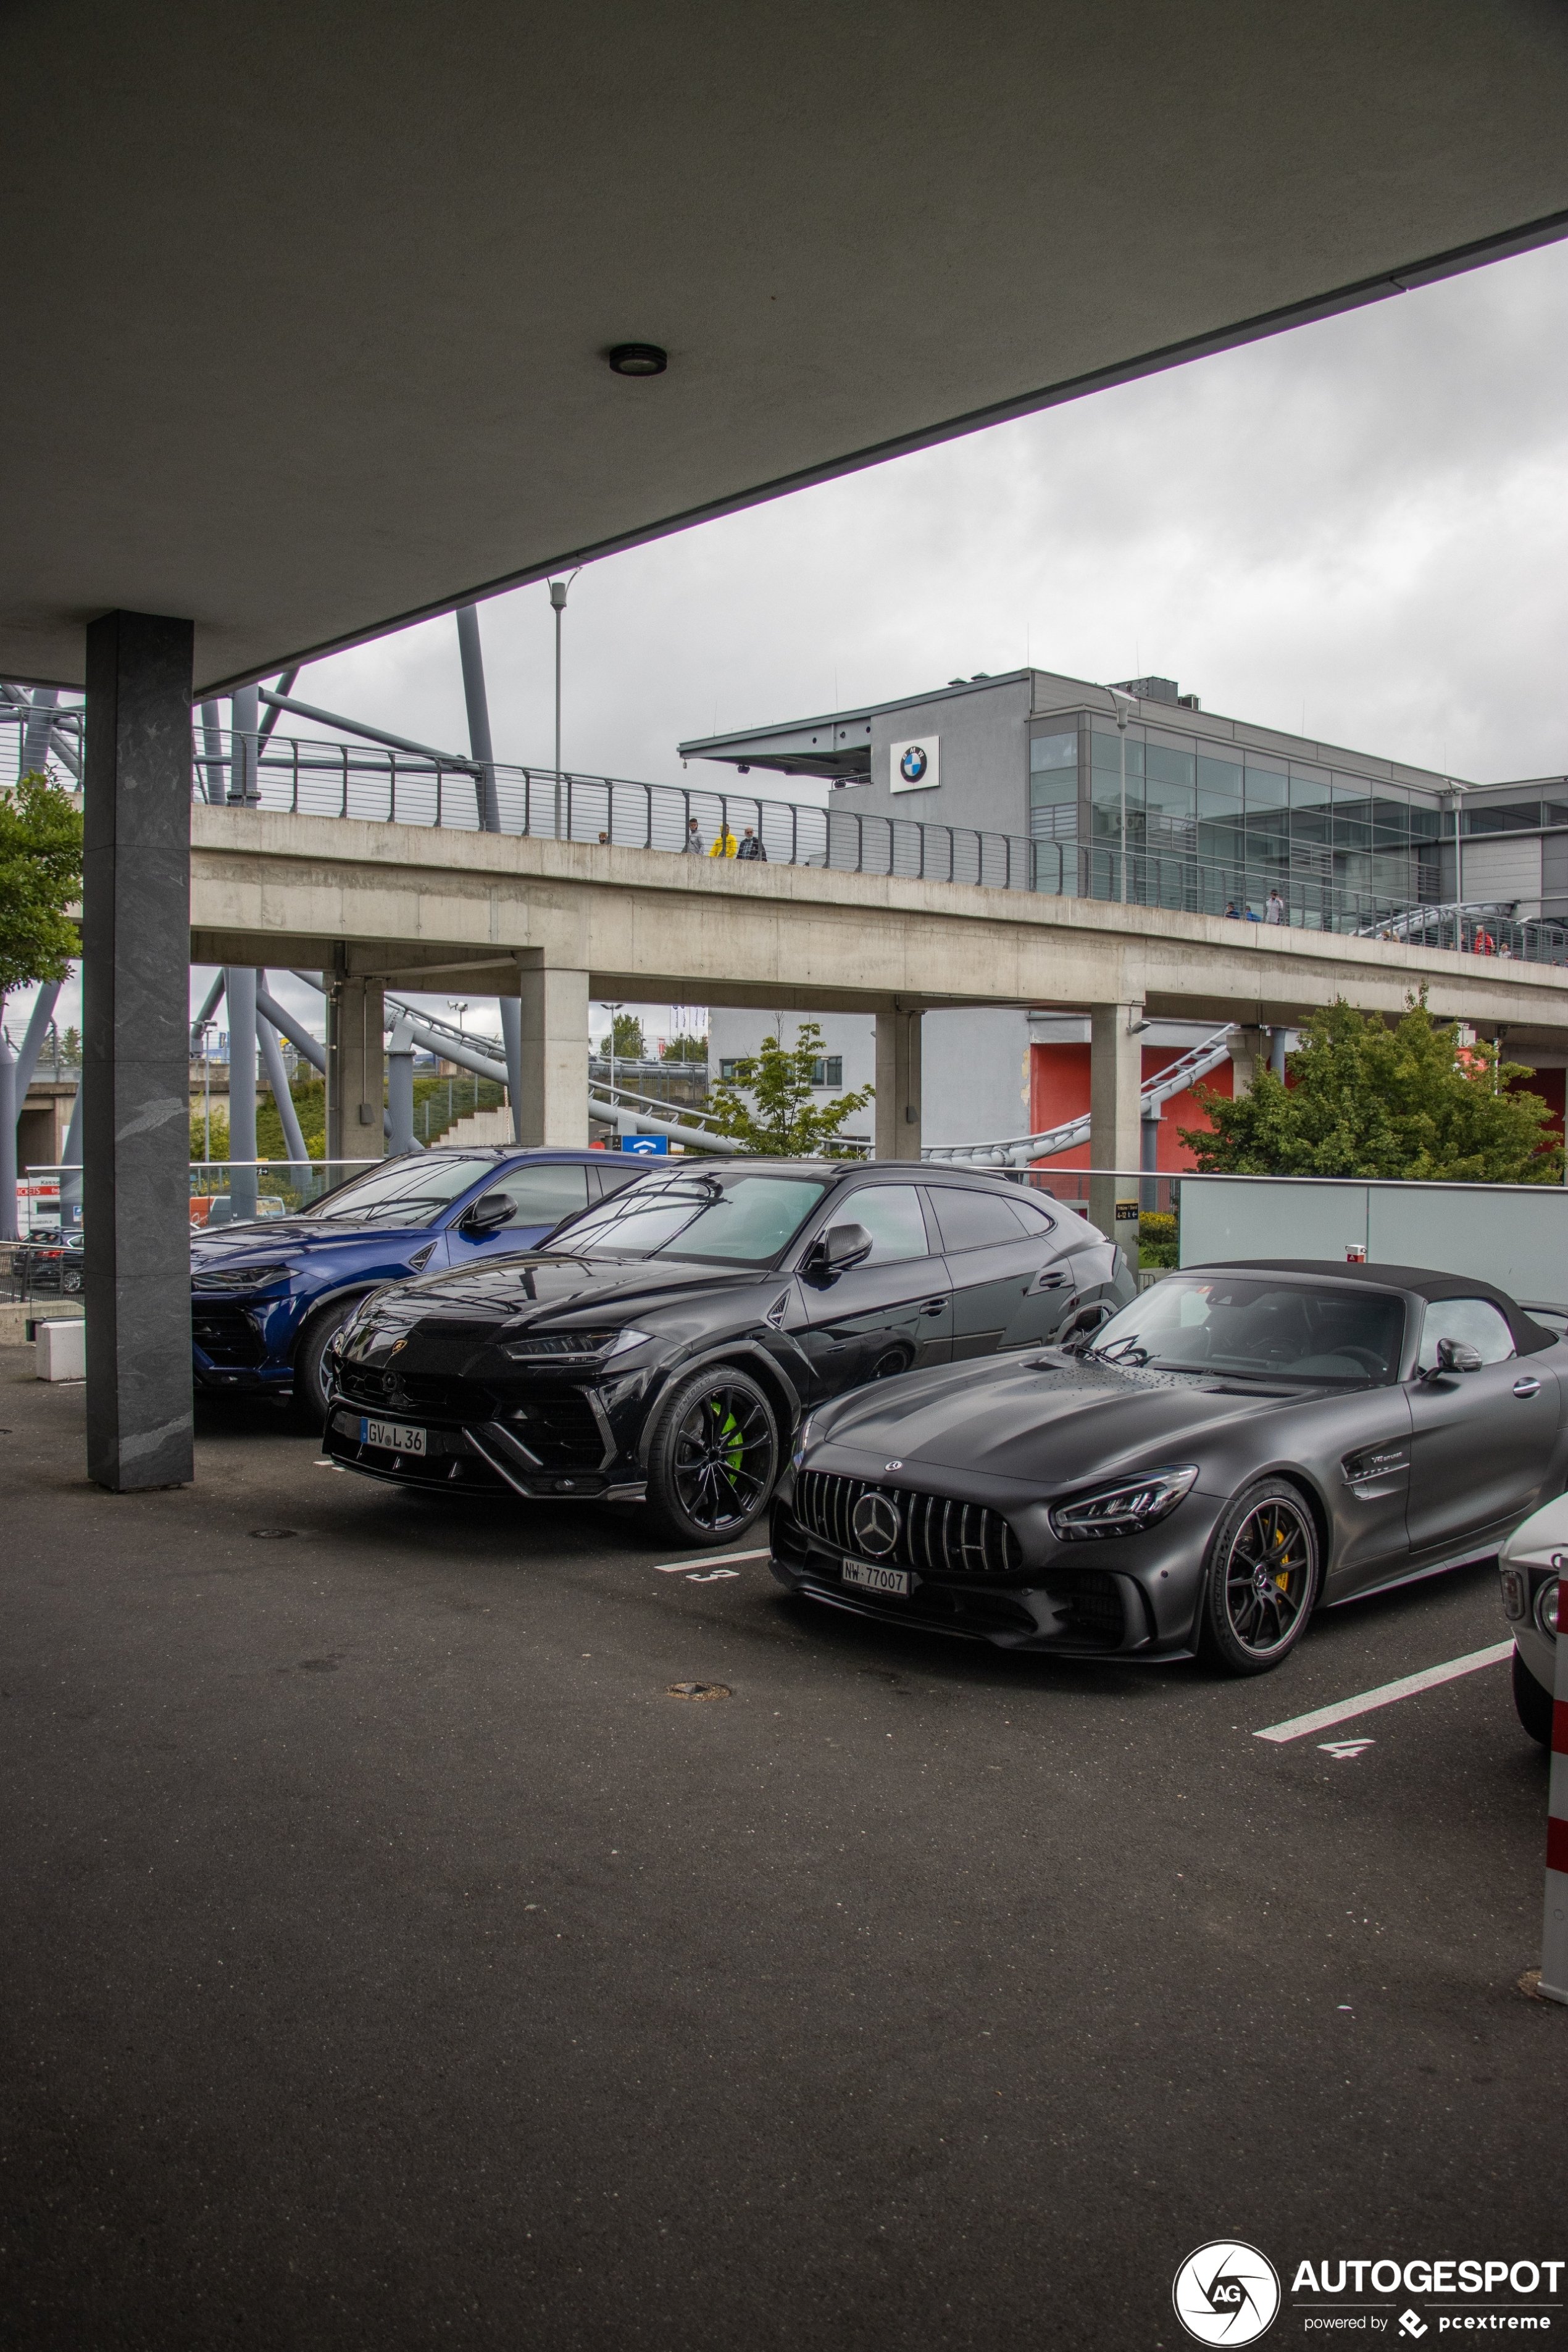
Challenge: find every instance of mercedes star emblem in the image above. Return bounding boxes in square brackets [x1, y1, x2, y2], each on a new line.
[851, 1491, 902, 1559]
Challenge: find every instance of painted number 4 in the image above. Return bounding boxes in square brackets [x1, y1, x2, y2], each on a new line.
[1319, 1738, 1375, 1761]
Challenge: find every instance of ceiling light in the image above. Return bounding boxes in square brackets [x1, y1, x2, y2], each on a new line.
[606, 343, 667, 377]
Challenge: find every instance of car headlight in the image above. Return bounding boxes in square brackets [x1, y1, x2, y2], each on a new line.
[190, 1261, 294, 1294]
[1049, 1465, 1198, 1542]
[791, 1412, 817, 1469]
[503, 1327, 651, 1364]
[1536, 1575, 1560, 1640]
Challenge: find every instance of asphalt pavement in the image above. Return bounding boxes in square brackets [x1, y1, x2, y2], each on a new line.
[2, 1350, 1564, 2352]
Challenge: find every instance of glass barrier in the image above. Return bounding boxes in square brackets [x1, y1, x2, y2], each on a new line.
[186, 1160, 381, 1226]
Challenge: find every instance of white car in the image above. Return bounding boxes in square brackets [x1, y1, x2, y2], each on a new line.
[1498, 1495, 1563, 1745]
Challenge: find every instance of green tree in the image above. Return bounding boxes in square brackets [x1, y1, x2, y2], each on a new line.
[599, 1010, 646, 1059]
[1180, 995, 1562, 1183]
[661, 1032, 708, 1062]
[706, 1020, 874, 1156]
[0, 772, 83, 1007]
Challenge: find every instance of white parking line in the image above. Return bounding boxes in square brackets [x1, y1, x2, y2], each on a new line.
[1253, 1641, 1514, 1743]
[651, 1548, 772, 1575]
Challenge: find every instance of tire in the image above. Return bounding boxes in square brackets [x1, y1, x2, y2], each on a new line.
[1199, 1477, 1322, 1676]
[644, 1366, 779, 1547]
[1512, 1646, 1555, 1747]
[291, 1296, 370, 1433]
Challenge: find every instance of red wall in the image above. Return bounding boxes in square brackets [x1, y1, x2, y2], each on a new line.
[1028, 1043, 1233, 1172]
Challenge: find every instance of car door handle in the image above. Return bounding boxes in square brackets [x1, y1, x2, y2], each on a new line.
[1029, 1269, 1069, 1292]
[1513, 1377, 1542, 1398]
[920, 1298, 947, 1316]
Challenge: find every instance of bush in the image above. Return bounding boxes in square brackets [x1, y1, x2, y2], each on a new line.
[1138, 1211, 1178, 1270]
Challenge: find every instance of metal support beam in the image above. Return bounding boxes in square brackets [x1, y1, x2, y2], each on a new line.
[258, 1007, 308, 1164]
[83, 609, 195, 1493]
[1088, 1002, 1143, 1241]
[874, 1006, 922, 1160]
[21, 686, 58, 776]
[1270, 1026, 1289, 1078]
[259, 690, 475, 773]
[230, 684, 261, 805]
[198, 702, 227, 804]
[226, 965, 259, 1222]
[517, 966, 588, 1147]
[15, 981, 62, 1100]
[256, 983, 325, 1072]
[454, 608, 521, 1140]
[1140, 1109, 1161, 1211]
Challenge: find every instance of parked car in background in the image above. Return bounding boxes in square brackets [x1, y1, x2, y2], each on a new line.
[1498, 1495, 1563, 1744]
[322, 1160, 1135, 1545]
[769, 1259, 1568, 1677]
[10, 1231, 84, 1295]
[190, 1149, 651, 1427]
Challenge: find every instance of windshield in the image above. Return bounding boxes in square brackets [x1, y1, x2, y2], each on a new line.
[1086, 1275, 1405, 1384]
[297, 1156, 499, 1228]
[546, 1169, 830, 1266]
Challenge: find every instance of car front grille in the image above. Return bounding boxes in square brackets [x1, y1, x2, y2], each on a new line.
[793, 1469, 1022, 1578]
[336, 1362, 485, 1418]
[191, 1304, 269, 1367]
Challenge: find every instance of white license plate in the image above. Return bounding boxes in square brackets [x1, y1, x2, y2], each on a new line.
[360, 1417, 427, 1456]
[842, 1556, 910, 1597]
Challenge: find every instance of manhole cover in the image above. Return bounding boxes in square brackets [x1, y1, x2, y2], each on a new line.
[249, 1527, 299, 1540]
[667, 1682, 731, 1701]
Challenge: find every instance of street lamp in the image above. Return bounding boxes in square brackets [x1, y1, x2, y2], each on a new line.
[599, 1000, 624, 1122]
[549, 570, 582, 839]
[1107, 686, 1139, 904]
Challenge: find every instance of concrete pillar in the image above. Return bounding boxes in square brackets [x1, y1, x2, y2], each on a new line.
[1228, 1025, 1269, 1097]
[1270, 1027, 1289, 1078]
[517, 965, 589, 1146]
[386, 1012, 416, 1154]
[1088, 1001, 1143, 1241]
[229, 683, 261, 805]
[226, 965, 259, 1223]
[325, 974, 386, 1165]
[82, 609, 195, 1493]
[874, 1007, 922, 1161]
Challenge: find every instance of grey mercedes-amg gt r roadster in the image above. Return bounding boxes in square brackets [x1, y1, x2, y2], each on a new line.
[769, 1261, 1568, 1675]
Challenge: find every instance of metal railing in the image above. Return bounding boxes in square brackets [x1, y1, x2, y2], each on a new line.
[186, 726, 1568, 960]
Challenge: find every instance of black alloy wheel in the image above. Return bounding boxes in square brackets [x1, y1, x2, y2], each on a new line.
[1200, 1477, 1321, 1675]
[645, 1367, 778, 1546]
[291, 1296, 372, 1433]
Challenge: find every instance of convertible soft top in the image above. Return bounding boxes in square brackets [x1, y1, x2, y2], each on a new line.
[1196, 1260, 1557, 1358]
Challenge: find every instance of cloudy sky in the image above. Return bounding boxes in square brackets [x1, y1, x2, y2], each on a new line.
[13, 232, 1568, 1057]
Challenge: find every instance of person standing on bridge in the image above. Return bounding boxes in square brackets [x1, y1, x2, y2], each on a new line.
[709, 822, 738, 857]
[1266, 888, 1285, 924]
[736, 826, 767, 861]
[683, 817, 705, 853]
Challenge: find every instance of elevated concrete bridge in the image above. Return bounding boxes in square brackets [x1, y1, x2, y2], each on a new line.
[190, 804, 1568, 1231]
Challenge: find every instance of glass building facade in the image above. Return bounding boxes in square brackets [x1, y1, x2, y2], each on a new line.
[1029, 715, 1445, 922]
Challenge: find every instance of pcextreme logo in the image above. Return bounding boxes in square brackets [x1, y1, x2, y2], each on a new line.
[1174, 2243, 1283, 2345]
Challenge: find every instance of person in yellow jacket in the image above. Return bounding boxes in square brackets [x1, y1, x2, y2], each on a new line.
[708, 824, 738, 857]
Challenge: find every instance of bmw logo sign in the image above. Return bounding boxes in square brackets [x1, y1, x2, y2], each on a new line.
[899, 744, 928, 784]
[851, 1490, 902, 1558]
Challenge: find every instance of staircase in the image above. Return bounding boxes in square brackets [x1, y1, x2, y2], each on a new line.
[438, 1107, 516, 1147]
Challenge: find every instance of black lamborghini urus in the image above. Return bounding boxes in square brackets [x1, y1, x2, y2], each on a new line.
[322, 1159, 1135, 1546]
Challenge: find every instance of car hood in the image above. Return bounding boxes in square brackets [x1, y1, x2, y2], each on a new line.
[809, 1349, 1314, 1489]
[352, 1250, 775, 1337]
[190, 1220, 425, 1266]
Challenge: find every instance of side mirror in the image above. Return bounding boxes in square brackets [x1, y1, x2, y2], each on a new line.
[804, 1222, 874, 1280]
[1422, 1336, 1483, 1380]
[461, 1189, 519, 1236]
[1058, 1300, 1112, 1349]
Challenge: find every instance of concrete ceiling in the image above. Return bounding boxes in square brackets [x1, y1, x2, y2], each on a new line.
[7, 1, 1568, 697]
